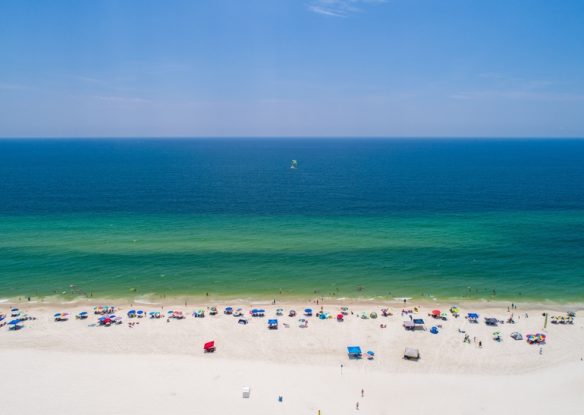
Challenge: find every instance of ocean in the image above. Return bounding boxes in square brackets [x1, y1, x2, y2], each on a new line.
[0, 138, 583, 302]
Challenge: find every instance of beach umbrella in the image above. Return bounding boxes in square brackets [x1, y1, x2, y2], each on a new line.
[79, 311, 88, 315]
[431, 310, 440, 316]
[204, 340, 215, 351]
[9, 319, 21, 325]
[54, 313, 61, 318]
[367, 351, 375, 356]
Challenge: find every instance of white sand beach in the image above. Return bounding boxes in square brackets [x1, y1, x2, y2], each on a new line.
[1, 300, 583, 415]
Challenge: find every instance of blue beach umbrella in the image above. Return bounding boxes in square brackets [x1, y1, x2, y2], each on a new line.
[79, 311, 88, 316]
[9, 319, 21, 325]
[54, 313, 61, 317]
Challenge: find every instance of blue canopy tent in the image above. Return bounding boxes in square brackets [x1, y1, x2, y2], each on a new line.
[347, 346, 362, 359]
[268, 319, 278, 329]
[251, 309, 265, 317]
[8, 319, 23, 330]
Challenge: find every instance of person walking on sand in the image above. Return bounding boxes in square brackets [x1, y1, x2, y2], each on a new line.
[361, 389, 364, 398]
[356, 402, 359, 410]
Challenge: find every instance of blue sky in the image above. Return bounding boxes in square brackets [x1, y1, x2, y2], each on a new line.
[1, 0, 583, 137]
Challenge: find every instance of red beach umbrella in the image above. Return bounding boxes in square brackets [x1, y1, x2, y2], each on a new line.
[204, 341, 215, 352]
[431, 310, 441, 316]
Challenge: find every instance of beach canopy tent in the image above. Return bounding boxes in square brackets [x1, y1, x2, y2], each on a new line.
[268, 319, 278, 329]
[242, 386, 251, 398]
[412, 319, 425, 329]
[204, 340, 216, 352]
[403, 321, 415, 330]
[347, 346, 362, 359]
[467, 313, 479, 322]
[8, 320, 23, 330]
[404, 347, 420, 360]
[484, 317, 498, 326]
[251, 309, 265, 317]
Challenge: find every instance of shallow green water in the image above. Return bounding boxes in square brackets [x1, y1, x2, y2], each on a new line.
[1, 212, 583, 302]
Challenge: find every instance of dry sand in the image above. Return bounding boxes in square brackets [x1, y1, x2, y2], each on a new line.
[1, 300, 583, 414]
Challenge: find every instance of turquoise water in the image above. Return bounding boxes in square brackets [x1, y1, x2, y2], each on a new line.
[0, 139, 583, 301]
[1, 212, 583, 301]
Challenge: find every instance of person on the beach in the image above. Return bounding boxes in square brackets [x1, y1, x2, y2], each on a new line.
[361, 389, 364, 397]
[356, 402, 359, 410]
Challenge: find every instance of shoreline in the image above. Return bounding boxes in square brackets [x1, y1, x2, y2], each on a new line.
[3, 293, 584, 313]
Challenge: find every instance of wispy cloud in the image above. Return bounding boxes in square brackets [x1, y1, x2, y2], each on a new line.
[0, 82, 31, 91]
[92, 95, 152, 104]
[451, 73, 584, 102]
[451, 89, 584, 102]
[307, 0, 386, 18]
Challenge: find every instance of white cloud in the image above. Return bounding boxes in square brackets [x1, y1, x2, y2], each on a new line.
[307, 0, 386, 18]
